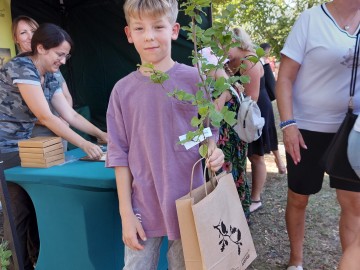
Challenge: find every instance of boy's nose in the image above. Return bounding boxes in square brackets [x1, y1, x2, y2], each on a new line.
[145, 36, 154, 41]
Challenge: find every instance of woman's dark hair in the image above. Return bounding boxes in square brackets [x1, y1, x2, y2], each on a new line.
[29, 23, 73, 56]
[260, 43, 271, 51]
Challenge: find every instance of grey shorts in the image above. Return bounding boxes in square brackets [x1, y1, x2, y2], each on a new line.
[123, 237, 185, 270]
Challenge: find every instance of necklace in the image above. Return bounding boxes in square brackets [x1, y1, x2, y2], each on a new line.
[332, 2, 359, 31]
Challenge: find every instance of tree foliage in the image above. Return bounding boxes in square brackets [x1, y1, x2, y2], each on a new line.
[211, 0, 323, 58]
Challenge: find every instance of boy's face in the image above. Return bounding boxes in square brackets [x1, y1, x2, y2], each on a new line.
[125, 14, 180, 68]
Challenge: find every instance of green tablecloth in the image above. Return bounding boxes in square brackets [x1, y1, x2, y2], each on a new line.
[5, 148, 168, 270]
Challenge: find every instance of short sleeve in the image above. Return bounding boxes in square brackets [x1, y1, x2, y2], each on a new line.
[54, 71, 65, 85]
[281, 10, 310, 64]
[9, 57, 41, 86]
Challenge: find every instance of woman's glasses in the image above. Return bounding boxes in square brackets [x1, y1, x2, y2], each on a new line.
[55, 52, 71, 61]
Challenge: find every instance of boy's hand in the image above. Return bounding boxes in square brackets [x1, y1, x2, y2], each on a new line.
[121, 212, 147, 251]
[206, 139, 224, 172]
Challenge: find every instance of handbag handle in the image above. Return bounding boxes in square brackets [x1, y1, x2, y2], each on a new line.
[349, 33, 360, 109]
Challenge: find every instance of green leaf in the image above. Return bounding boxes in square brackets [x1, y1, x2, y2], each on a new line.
[223, 109, 237, 126]
[209, 109, 224, 124]
[246, 55, 259, 63]
[239, 75, 250, 84]
[199, 144, 208, 158]
[198, 106, 208, 116]
[191, 116, 202, 127]
[195, 90, 204, 100]
[186, 131, 197, 141]
[256, 47, 265, 58]
[210, 120, 221, 127]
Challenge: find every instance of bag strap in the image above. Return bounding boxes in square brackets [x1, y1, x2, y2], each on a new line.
[189, 158, 216, 197]
[349, 33, 360, 109]
[189, 158, 204, 197]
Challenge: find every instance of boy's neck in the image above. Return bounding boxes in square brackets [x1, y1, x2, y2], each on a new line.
[139, 59, 176, 76]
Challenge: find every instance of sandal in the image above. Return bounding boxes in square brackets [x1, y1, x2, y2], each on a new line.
[249, 200, 262, 213]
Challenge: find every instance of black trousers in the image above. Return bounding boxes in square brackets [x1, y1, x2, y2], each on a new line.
[1, 151, 39, 270]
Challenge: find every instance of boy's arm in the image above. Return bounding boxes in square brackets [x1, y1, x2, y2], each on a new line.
[115, 166, 147, 250]
[205, 139, 224, 172]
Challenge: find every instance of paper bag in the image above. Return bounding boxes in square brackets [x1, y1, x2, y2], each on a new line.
[176, 176, 217, 269]
[176, 160, 257, 270]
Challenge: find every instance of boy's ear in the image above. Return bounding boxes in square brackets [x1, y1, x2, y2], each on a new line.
[124, 26, 134, 43]
[171, 23, 180, 40]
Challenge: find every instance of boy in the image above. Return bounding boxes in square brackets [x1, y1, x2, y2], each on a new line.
[106, 0, 224, 269]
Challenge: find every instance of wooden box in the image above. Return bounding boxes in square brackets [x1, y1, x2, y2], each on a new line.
[18, 137, 65, 168]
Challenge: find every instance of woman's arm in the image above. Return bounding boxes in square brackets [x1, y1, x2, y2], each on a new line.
[51, 92, 107, 142]
[18, 84, 105, 159]
[61, 81, 73, 107]
[276, 55, 306, 164]
[242, 60, 262, 101]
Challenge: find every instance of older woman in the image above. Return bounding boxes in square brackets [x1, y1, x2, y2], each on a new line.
[1, 23, 107, 269]
[276, 0, 360, 268]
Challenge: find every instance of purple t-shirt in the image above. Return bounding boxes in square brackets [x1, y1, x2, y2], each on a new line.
[106, 62, 217, 240]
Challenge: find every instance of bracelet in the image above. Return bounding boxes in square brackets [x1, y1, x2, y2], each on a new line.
[281, 122, 297, 131]
[279, 119, 296, 129]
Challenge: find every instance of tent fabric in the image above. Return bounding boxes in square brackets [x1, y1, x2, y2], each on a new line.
[11, 0, 211, 131]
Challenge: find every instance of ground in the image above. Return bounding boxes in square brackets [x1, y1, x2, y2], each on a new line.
[247, 146, 342, 270]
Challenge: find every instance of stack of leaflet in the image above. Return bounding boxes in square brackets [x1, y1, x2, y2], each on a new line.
[18, 137, 64, 168]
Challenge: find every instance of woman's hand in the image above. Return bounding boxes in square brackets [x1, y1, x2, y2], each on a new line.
[80, 141, 104, 159]
[282, 125, 307, 165]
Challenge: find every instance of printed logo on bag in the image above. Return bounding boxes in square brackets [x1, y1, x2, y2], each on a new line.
[241, 250, 251, 266]
[214, 219, 242, 255]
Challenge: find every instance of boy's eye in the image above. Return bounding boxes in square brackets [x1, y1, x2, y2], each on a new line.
[155, 26, 164, 29]
[134, 27, 143, 31]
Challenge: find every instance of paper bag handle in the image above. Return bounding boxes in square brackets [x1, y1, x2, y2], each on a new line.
[189, 158, 217, 197]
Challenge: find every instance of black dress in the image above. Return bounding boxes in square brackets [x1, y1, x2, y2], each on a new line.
[247, 74, 279, 156]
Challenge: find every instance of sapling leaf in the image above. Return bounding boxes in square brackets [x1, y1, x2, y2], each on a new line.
[240, 75, 250, 84]
[209, 109, 223, 124]
[198, 106, 208, 116]
[199, 144, 208, 158]
[195, 14, 202, 24]
[210, 120, 221, 128]
[223, 109, 237, 126]
[196, 90, 204, 100]
[256, 47, 265, 58]
[186, 131, 197, 141]
[246, 55, 259, 64]
[191, 116, 202, 127]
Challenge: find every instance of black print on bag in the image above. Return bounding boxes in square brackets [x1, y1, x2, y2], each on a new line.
[214, 219, 242, 255]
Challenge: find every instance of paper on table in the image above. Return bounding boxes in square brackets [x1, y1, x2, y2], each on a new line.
[80, 152, 106, 162]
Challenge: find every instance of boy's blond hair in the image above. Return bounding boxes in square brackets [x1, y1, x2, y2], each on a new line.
[233, 27, 255, 53]
[123, 0, 178, 24]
